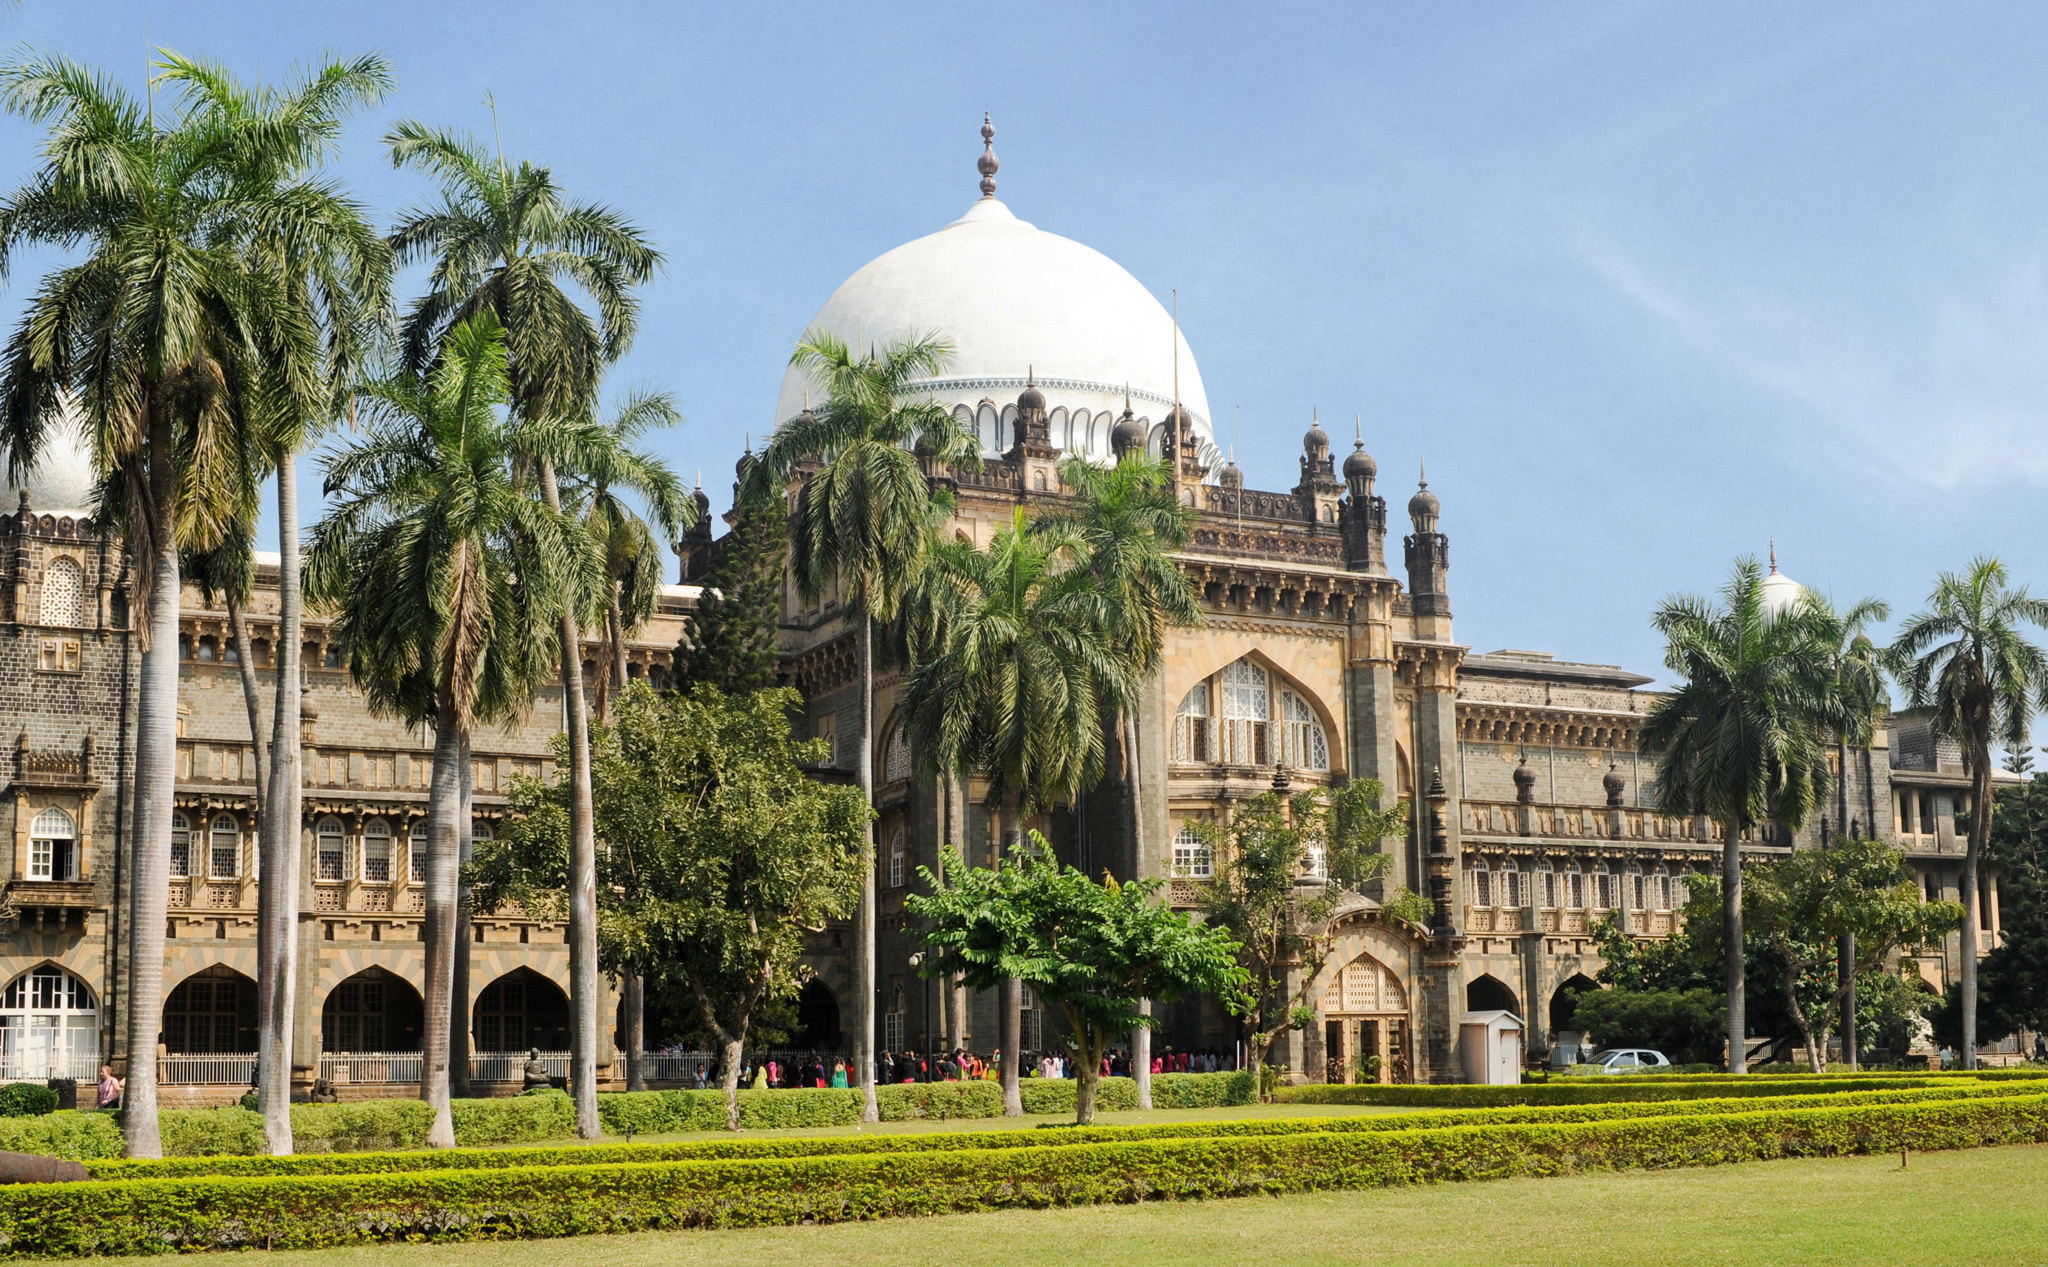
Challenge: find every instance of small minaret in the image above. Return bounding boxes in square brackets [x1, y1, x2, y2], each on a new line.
[1110, 388, 1146, 461]
[1339, 415, 1386, 573]
[1292, 410, 1343, 527]
[1009, 369, 1059, 492]
[1404, 460, 1450, 636]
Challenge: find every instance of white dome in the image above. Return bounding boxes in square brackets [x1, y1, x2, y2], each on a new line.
[1761, 557, 1804, 620]
[2, 397, 95, 518]
[774, 196, 1220, 469]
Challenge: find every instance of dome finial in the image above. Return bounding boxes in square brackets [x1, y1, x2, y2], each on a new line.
[977, 112, 999, 198]
[1355, 413, 1362, 445]
[1769, 538, 1778, 574]
[1419, 457, 1427, 488]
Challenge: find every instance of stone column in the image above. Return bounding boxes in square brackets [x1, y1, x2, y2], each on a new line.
[1343, 588, 1402, 889]
[1416, 769, 1467, 1083]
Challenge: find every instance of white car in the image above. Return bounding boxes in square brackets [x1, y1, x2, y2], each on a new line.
[1586, 1048, 1672, 1074]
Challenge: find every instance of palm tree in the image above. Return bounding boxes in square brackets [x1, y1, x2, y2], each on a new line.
[1887, 558, 2048, 1069]
[0, 51, 313, 1157]
[898, 513, 1136, 1114]
[1638, 557, 1842, 1074]
[306, 315, 587, 1147]
[161, 49, 393, 1157]
[1031, 453, 1202, 1106]
[387, 120, 660, 1137]
[743, 330, 978, 1122]
[1807, 591, 1890, 1070]
[560, 391, 691, 723]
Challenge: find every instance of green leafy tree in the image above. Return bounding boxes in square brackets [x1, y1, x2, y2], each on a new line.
[672, 485, 787, 696]
[908, 840, 1245, 1124]
[387, 117, 668, 1135]
[1190, 781, 1418, 1092]
[897, 512, 1134, 1114]
[1639, 557, 1844, 1072]
[1569, 987, 1726, 1064]
[1744, 838, 1962, 1071]
[306, 315, 584, 1147]
[1977, 777, 2048, 1043]
[1858, 967, 1941, 1061]
[477, 682, 867, 1130]
[1887, 557, 2048, 1067]
[742, 333, 979, 1123]
[0, 49, 357, 1157]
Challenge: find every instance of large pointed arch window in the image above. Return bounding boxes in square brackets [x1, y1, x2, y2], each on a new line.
[1281, 690, 1329, 772]
[1220, 659, 1271, 766]
[1172, 682, 1211, 763]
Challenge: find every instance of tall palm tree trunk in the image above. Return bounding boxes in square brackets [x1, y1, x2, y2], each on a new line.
[451, 741, 473, 1098]
[257, 448, 304, 1154]
[1722, 819, 1747, 1074]
[539, 461, 603, 1139]
[122, 396, 180, 1160]
[854, 615, 879, 1124]
[420, 702, 465, 1148]
[1835, 735, 1855, 1070]
[226, 593, 265, 810]
[1121, 713, 1152, 1109]
[999, 787, 1023, 1117]
[1961, 730, 1991, 1070]
[944, 770, 967, 1057]
[607, 588, 642, 1092]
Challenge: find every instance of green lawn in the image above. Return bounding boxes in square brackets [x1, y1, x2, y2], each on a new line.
[112, 1141, 2046, 1267]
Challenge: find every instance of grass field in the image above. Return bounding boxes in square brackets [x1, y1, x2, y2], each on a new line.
[189, 1141, 2048, 1267]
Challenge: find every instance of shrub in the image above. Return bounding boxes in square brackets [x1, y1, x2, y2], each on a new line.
[1148, 1071, 1257, 1108]
[13, 1094, 2046, 1254]
[1276, 1074, 1945, 1108]
[1568, 988, 1726, 1064]
[0, 1083, 59, 1117]
[0, 1111, 123, 1161]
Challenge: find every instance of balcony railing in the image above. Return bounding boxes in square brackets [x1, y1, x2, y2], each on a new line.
[468, 1050, 568, 1083]
[320, 1052, 424, 1085]
[0, 1047, 99, 1083]
[1461, 800, 1768, 844]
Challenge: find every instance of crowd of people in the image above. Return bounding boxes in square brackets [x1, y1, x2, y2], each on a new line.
[692, 1044, 1241, 1090]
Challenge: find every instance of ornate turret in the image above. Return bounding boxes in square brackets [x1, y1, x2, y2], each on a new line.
[1292, 410, 1343, 526]
[1110, 390, 1146, 459]
[1010, 369, 1060, 491]
[1217, 454, 1243, 489]
[1403, 460, 1450, 628]
[1338, 415, 1387, 574]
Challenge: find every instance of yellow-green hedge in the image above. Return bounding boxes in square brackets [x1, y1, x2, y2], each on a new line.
[1278, 1074, 1949, 1107]
[0, 1112, 123, 1161]
[9, 1094, 2045, 1255]
[156, 1093, 579, 1157]
[85, 1078, 2037, 1181]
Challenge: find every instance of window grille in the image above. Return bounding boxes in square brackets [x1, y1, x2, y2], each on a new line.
[1471, 867, 1492, 907]
[39, 557, 83, 626]
[1170, 824, 1213, 878]
[883, 728, 911, 783]
[361, 820, 392, 883]
[1565, 870, 1585, 910]
[209, 814, 241, 879]
[170, 812, 190, 877]
[1503, 868, 1526, 909]
[888, 832, 906, 888]
[316, 818, 345, 882]
[1281, 690, 1329, 771]
[1220, 659, 1271, 766]
[1172, 683, 1212, 763]
[408, 824, 427, 884]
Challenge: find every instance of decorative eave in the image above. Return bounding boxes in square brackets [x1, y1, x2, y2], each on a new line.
[1175, 554, 1389, 623]
[1456, 701, 1645, 751]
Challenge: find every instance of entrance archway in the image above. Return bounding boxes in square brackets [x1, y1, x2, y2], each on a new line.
[321, 968, 424, 1053]
[1466, 974, 1520, 1016]
[0, 964, 97, 1078]
[162, 965, 255, 1054]
[472, 968, 569, 1052]
[1318, 951, 1410, 1083]
[1549, 973, 1600, 1037]
[793, 979, 841, 1049]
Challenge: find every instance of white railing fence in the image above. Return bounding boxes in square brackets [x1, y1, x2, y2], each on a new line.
[0, 1049, 100, 1083]
[320, 1052, 424, 1085]
[468, 1050, 568, 1083]
[161, 1053, 257, 1086]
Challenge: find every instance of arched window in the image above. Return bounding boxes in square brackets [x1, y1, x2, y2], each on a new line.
[1657, 870, 1677, 911]
[361, 819, 392, 883]
[407, 822, 426, 884]
[208, 813, 240, 879]
[1281, 690, 1330, 772]
[1502, 865, 1527, 910]
[163, 967, 250, 1054]
[888, 831, 906, 888]
[1592, 867, 1616, 912]
[27, 807, 75, 881]
[1172, 682, 1211, 763]
[1171, 823, 1212, 878]
[1469, 861, 1492, 908]
[1, 966, 98, 1077]
[1564, 865, 1585, 910]
[316, 817, 345, 882]
[39, 556, 83, 626]
[883, 726, 911, 784]
[170, 811, 191, 878]
[1220, 658, 1271, 766]
[1537, 859, 1558, 909]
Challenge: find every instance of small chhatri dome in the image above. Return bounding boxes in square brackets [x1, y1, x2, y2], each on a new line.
[1303, 411, 1329, 461]
[1408, 460, 1440, 524]
[1218, 454, 1243, 488]
[977, 112, 999, 198]
[1110, 390, 1146, 457]
[1343, 437, 1376, 483]
[1016, 366, 1045, 414]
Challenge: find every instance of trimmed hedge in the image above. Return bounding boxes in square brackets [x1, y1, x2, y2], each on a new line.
[156, 1093, 580, 1157]
[0, 1111, 123, 1161]
[9, 1094, 2046, 1255]
[1279, 1074, 1947, 1107]
[86, 1079, 2039, 1180]
[0, 1084, 59, 1117]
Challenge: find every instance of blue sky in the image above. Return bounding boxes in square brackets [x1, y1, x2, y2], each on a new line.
[4, 1, 2046, 716]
